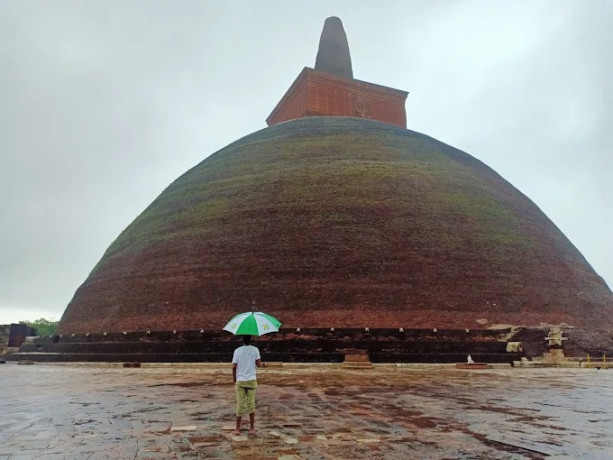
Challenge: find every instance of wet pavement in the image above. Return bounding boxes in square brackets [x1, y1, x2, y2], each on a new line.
[0, 363, 612, 459]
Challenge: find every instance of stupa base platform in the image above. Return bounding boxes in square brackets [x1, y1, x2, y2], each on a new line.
[3, 327, 544, 364]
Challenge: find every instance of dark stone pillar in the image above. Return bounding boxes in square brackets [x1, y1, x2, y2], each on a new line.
[315, 16, 353, 79]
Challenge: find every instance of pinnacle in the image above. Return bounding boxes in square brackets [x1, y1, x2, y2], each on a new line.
[315, 16, 353, 79]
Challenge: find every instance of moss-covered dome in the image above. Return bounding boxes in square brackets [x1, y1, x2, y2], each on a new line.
[58, 117, 613, 333]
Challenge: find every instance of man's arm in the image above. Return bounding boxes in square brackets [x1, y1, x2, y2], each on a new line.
[232, 363, 237, 382]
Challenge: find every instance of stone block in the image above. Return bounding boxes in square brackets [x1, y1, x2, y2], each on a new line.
[506, 342, 523, 352]
[344, 354, 370, 363]
[170, 426, 197, 432]
[341, 362, 374, 369]
[455, 363, 490, 369]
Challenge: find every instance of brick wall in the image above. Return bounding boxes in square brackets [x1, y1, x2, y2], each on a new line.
[267, 68, 407, 128]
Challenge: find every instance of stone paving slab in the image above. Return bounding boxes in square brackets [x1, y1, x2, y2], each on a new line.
[0, 363, 612, 459]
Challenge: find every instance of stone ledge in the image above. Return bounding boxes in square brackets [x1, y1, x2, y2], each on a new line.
[455, 363, 490, 369]
[342, 362, 374, 369]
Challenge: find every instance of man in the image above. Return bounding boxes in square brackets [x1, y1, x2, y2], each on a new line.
[232, 335, 263, 435]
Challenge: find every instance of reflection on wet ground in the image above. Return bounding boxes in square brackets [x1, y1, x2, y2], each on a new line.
[1, 364, 612, 459]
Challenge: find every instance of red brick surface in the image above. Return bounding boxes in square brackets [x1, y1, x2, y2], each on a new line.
[266, 68, 407, 128]
[58, 117, 613, 334]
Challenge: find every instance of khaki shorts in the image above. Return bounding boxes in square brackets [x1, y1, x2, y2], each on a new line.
[235, 380, 257, 416]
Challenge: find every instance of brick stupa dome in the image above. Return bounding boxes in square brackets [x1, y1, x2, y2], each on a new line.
[58, 17, 613, 334]
[58, 117, 613, 333]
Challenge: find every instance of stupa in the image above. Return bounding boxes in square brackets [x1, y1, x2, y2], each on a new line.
[58, 17, 613, 336]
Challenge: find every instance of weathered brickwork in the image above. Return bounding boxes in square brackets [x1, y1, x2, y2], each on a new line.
[58, 117, 613, 334]
[266, 68, 407, 128]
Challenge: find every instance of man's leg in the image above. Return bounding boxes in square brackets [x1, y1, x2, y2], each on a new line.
[249, 412, 255, 434]
[233, 416, 242, 435]
[245, 386, 256, 434]
[233, 383, 244, 435]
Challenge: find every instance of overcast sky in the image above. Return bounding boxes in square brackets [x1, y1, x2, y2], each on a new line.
[1, 1, 611, 324]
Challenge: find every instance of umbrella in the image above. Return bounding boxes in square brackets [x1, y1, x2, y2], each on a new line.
[222, 311, 282, 336]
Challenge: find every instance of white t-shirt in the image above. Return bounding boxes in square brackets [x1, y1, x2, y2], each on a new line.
[232, 344, 261, 382]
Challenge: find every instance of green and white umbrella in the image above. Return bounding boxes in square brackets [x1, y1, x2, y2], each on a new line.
[222, 311, 282, 336]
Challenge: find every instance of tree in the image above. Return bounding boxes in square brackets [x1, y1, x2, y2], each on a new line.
[19, 318, 59, 337]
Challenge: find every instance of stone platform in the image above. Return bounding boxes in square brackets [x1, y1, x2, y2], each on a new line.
[5, 327, 532, 364]
[1, 363, 612, 459]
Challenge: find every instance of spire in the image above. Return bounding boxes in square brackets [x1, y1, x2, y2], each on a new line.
[315, 16, 353, 79]
[267, 17, 407, 128]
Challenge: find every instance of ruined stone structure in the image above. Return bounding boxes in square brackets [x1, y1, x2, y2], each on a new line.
[56, 17, 613, 342]
[0, 325, 9, 357]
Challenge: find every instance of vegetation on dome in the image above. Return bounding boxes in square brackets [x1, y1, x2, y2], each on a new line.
[62, 117, 613, 333]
